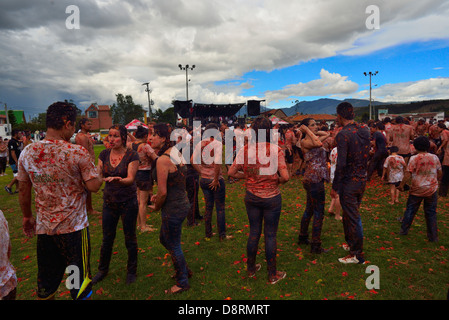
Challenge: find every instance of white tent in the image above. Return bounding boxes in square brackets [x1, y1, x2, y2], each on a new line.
[269, 115, 289, 124]
[125, 119, 148, 130]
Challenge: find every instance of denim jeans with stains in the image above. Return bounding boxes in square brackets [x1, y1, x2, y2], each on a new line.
[200, 178, 226, 238]
[244, 191, 282, 278]
[339, 181, 366, 260]
[400, 192, 438, 242]
[159, 209, 190, 289]
[299, 180, 326, 248]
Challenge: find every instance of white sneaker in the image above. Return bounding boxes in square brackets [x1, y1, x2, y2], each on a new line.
[342, 243, 350, 251]
[338, 255, 365, 264]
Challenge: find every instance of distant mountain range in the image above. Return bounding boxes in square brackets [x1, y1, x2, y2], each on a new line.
[235, 98, 449, 118]
[279, 98, 390, 116]
[235, 98, 389, 117]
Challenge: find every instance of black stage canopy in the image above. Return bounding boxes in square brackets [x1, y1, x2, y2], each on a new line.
[193, 103, 245, 117]
[174, 100, 245, 118]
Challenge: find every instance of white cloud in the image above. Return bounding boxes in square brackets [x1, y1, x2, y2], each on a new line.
[0, 0, 448, 115]
[355, 77, 449, 102]
[265, 69, 358, 103]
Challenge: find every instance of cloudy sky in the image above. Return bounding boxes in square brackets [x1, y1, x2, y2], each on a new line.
[0, 0, 448, 118]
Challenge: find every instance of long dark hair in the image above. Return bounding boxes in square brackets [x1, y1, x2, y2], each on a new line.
[153, 123, 174, 156]
[250, 116, 272, 143]
[109, 124, 128, 147]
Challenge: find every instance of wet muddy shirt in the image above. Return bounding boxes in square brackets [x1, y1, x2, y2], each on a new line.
[303, 147, 330, 184]
[17, 139, 99, 235]
[407, 152, 441, 197]
[231, 142, 286, 198]
[285, 130, 296, 150]
[99, 148, 139, 203]
[132, 141, 156, 170]
[192, 139, 224, 180]
[441, 130, 449, 166]
[390, 124, 414, 155]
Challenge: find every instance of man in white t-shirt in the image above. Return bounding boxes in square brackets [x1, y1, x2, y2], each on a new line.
[17, 102, 103, 300]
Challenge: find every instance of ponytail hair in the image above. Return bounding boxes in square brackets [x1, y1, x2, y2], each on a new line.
[135, 125, 149, 139]
[300, 118, 314, 140]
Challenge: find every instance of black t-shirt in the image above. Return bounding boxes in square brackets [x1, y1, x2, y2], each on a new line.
[332, 123, 371, 191]
[8, 138, 22, 165]
[99, 148, 139, 203]
[373, 131, 387, 154]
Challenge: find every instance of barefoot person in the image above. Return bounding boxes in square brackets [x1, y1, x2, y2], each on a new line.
[17, 102, 102, 300]
[76, 118, 100, 215]
[332, 102, 371, 264]
[131, 126, 158, 232]
[382, 146, 406, 205]
[149, 123, 191, 294]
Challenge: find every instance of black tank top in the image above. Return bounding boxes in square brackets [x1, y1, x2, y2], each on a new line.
[153, 153, 189, 216]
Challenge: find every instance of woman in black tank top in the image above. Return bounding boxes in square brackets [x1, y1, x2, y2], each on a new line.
[148, 123, 191, 294]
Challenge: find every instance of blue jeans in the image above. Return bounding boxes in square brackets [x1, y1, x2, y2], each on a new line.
[98, 197, 138, 275]
[244, 191, 282, 278]
[159, 211, 190, 289]
[299, 180, 325, 247]
[200, 178, 226, 238]
[400, 192, 438, 242]
[339, 181, 366, 260]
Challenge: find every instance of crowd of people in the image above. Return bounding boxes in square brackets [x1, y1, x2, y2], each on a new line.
[1, 100, 448, 300]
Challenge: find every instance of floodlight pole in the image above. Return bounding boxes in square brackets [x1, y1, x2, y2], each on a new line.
[364, 71, 378, 120]
[179, 64, 195, 101]
[142, 82, 152, 120]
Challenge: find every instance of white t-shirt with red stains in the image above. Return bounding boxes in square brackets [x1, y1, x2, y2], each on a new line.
[17, 139, 99, 235]
[384, 154, 406, 183]
[0, 210, 17, 299]
[407, 152, 441, 197]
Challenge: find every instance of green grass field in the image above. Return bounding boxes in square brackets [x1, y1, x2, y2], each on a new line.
[1, 144, 449, 300]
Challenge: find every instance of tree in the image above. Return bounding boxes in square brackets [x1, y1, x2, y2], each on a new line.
[110, 93, 145, 125]
[8, 110, 18, 128]
[153, 107, 176, 125]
